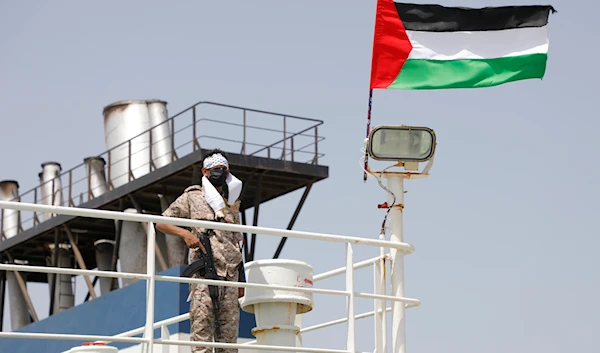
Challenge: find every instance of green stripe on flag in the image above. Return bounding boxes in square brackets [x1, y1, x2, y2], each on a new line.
[389, 53, 548, 89]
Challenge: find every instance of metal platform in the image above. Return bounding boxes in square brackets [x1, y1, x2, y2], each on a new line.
[0, 101, 328, 284]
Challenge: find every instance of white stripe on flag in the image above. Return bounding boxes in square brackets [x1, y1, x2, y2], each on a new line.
[406, 26, 549, 61]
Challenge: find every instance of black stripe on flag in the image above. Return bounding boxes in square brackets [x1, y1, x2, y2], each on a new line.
[395, 3, 556, 32]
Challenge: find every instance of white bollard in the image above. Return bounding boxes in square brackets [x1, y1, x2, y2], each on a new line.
[240, 259, 314, 352]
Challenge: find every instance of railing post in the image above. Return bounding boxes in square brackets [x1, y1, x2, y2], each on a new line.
[51, 179, 55, 208]
[291, 136, 295, 162]
[149, 126, 154, 171]
[374, 235, 387, 353]
[193, 107, 198, 152]
[170, 119, 176, 162]
[107, 150, 112, 191]
[144, 222, 156, 353]
[346, 243, 356, 353]
[128, 140, 132, 182]
[69, 170, 74, 205]
[242, 109, 247, 155]
[283, 116, 287, 160]
[161, 324, 170, 353]
[86, 164, 91, 201]
[33, 188, 38, 226]
[314, 126, 319, 164]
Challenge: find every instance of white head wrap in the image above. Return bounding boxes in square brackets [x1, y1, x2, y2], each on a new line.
[201, 152, 242, 216]
[203, 153, 229, 170]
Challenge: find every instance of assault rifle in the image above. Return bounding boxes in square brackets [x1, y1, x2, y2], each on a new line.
[181, 229, 221, 336]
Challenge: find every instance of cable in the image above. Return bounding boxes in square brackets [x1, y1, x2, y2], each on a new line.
[377, 165, 396, 235]
[359, 149, 398, 236]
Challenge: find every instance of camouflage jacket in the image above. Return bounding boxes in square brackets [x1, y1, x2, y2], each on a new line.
[162, 185, 243, 279]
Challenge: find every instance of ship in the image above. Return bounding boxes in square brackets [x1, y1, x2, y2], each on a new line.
[0, 98, 422, 353]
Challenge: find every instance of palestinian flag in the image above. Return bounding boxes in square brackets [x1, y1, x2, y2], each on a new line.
[369, 1, 556, 89]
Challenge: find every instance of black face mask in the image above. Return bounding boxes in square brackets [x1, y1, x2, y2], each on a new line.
[208, 168, 227, 187]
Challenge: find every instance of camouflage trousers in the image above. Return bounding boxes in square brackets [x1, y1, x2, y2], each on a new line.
[189, 272, 240, 353]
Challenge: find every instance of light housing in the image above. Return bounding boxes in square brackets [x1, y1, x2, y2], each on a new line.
[368, 125, 436, 162]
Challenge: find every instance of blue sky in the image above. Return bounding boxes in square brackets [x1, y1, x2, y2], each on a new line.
[1, 1, 599, 352]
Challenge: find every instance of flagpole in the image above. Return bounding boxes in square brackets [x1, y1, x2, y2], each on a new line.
[363, 88, 374, 182]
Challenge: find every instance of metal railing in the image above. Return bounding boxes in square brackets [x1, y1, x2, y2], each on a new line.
[0, 102, 325, 237]
[0, 200, 418, 353]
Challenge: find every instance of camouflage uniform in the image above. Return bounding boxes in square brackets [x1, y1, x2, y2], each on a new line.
[162, 185, 243, 353]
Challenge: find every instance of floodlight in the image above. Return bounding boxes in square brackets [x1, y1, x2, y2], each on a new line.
[368, 125, 436, 162]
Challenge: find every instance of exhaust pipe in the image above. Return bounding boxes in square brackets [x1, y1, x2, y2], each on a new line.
[39, 162, 63, 221]
[0, 180, 21, 239]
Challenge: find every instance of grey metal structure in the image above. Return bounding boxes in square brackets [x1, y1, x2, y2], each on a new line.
[0, 100, 328, 327]
[93, 239, 114, 296]
[48, 243, 74, 313]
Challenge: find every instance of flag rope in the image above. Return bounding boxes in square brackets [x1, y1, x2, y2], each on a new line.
[363, 89, 373, 182]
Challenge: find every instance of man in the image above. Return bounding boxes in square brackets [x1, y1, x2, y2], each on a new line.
[156, 149, 245, 353]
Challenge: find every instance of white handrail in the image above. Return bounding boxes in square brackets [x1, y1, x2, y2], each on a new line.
[0, 263, 150, 280]
[0, 200, 414, 252]
[313, 255, 388, 282]
[105, 256, 404, 343]
[0, 199, 418, 353]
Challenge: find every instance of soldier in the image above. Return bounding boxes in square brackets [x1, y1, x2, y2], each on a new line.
[156, 149, 245, 353]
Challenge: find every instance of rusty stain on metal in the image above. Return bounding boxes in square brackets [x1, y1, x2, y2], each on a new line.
[377, 201, 404, 210]
[252, 325, 300, 335]
[381, 257, 386, 279]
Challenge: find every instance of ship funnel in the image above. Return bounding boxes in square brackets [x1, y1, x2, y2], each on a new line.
[0, 180, 21, 239]
[118, 209, 147, 287]
[158, 194, 187, 267]
[84, 157, 108, 200]
[102, 99, 172, 190]
[94, 239, 115, 295]
[39, 162, 63, 221]
[6, 260, 31, 330]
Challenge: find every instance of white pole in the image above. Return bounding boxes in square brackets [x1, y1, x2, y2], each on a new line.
[346, 243, 356, 353]
[387, 174, 405, 353]
[374, 232, 387, 353]
[144, 222, 156, 353]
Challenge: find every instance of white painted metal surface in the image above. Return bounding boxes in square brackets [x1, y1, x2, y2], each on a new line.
[39, 162, 63, 220]
[0, 180, 20, 239]
[102, 99, 170, 189]
[242, 259, 314, 314]
[144, 222, 156, 353]
[0, 200, 421, 353]
[0, 200, 414, 252]
[241, 259, 314, 351]
[374, 233, 387, 353]
[345, 243, 356, 353]
[386, 174, 406, 353]
[147, 101, 172, 169]
[84, 157, 108, 199]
